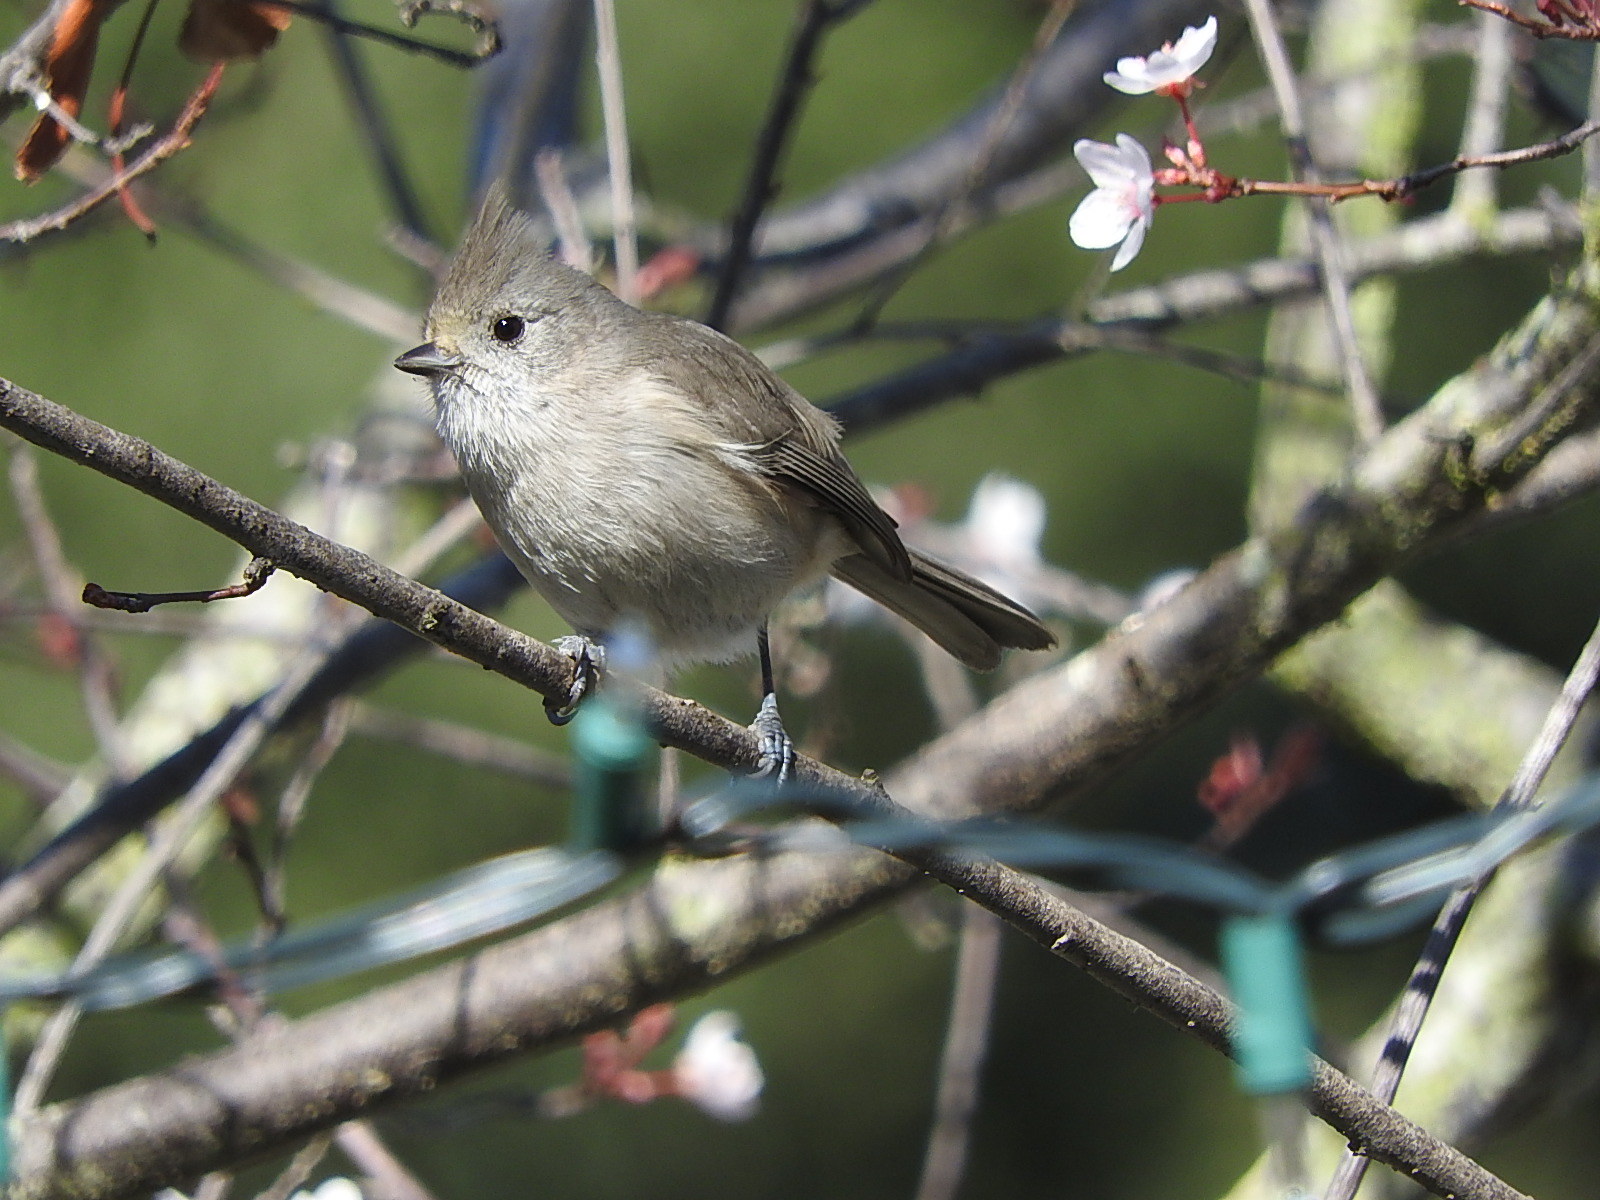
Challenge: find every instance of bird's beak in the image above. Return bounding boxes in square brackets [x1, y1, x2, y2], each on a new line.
[394, 342, 463, 378]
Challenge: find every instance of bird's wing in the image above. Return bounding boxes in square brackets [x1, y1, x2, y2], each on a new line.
[651, 317, 913, 581]
[752, 434, 911, 581]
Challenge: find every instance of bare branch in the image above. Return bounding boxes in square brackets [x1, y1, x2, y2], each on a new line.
[0, 553, 526, 940]
[1, 63, 225, 246]
[705, 0, 861, 331]
[1241, 0, 1383, 441]
[1323, 605, 1600, 1200]
[913, 905, 1001, 1200]
[0, 732, 69, 806]
[1450, 10, 1514, 216]
[827, 206, 1577, 436]
[591, 0, 636, 299]
[82, 557, 276, 614]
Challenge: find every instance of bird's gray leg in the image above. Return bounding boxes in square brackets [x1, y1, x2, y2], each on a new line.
[545, 634, 605, 726]
[751, 624, 794, 783]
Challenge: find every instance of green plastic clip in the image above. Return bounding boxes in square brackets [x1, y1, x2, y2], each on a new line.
[1220, 912, 1314, 1095]
[570, 690, 656, 854]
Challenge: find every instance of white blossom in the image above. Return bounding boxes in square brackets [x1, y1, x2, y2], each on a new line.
[1069, 135, 1155, 272]
[673, 1010, 764, 1121]
[291, 1179, 364, 1200]
[962, 474, 1046, 574]
[1103, 16, 1218, 95]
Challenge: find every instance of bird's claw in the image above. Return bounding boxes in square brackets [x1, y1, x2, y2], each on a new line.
[750, 693, 794, 786]
[544, 635, 605, 726]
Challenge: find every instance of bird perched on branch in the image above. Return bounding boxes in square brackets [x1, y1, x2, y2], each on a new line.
[396, 187, 1055, 778]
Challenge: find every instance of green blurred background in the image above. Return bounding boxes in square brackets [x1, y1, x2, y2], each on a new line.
[3, 0, 1600, 1196]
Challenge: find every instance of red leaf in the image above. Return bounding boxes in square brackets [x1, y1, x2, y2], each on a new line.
[1197, 725, 1323, 847]
[1197, 734, 1264, 819]
[179, 0, 291, 63]
[635, 245, 701, 301]
[33, 612, 82, 667]
[15, 0, 118, 182]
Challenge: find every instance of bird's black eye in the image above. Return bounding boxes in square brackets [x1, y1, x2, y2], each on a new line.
[491, 315, 526, 344]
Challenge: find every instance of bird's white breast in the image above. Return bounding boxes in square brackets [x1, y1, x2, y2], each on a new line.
[433, 366, 843, 668]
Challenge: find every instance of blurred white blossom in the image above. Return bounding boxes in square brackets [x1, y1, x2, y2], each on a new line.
[291, 1179, 364, 1200]
[672, 1010, 764, 1121]
[1103, 16, 1218, 95]
[1069, 135, 1155, 272]
[962, 473, 1046, 574]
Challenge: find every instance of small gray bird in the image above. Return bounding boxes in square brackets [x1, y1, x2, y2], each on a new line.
[396, 188, 1054, 777]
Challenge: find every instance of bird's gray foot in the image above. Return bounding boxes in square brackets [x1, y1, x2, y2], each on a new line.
[545, 635, 605, 726]
[750, 693, 794, 785]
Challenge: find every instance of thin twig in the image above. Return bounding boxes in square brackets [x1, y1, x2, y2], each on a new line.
[1587, 26, 1600, 195]
[1461, 0, 1600, 39]
[1450, 9, 1513, 217]
[765, 317, 1348, 400]
[334, 1122, 439, 1200]
[851, 0, 1077, 331]
[263, 701, 353, 932]
[1322, 606, 1600, 1200]
[0, 731, 69, 806]
[1398, 119, 1600, 195]
[320, 0, 432, 243]
[909, 579, 999, 1200]
[1161, 117, 1600, 201]
[535, 149, 594, 273]
[913, 903, 1002, 1200]
[161, 883, 269, 1028]
[1, 62, 226, 245]
[6, 442, 129, 775]
[107, 0, 163, 238]
[1241, 0, 1384, 444]
[11, 647, 335, 1115]
[83, 557, 277, 613]
[591, 0, 637, 300]
[1065, 324, 1349, 396]
[346, 704, 571, 787]
[705, 0, 855, 332]
[262, 0, 496, 63]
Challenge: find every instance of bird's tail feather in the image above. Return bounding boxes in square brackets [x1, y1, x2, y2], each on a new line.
[830, 549, 1055, 671]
